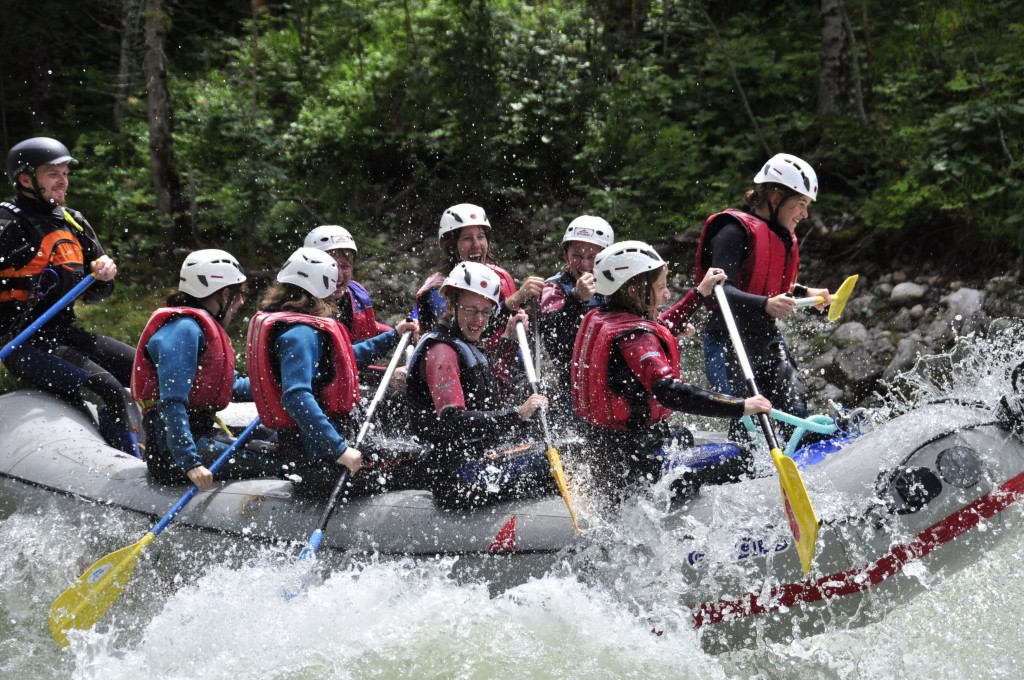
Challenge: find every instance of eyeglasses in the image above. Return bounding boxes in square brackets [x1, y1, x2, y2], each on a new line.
[455, 303, 494, 319]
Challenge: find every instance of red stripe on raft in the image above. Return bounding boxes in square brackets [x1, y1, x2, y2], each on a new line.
[692, 469, 1024, 628]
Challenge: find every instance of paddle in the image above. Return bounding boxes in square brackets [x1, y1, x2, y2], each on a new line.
[792, 274, 859, 321]
[0, 273, 96, 361]
[713, 285, 819, 573]
[49, 416, 263, 648]
[514, 321, 580, 533]
[293, 325, 415, 565]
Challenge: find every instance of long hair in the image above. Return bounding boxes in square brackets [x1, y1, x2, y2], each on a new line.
[258, 281, 335, 317]
[608, 266, 665, 320]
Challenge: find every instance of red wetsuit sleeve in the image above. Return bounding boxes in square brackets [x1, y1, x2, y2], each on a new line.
[616, 331, 675, 392]
[658, 288, 702, 335]
[423, 343, 466, 412]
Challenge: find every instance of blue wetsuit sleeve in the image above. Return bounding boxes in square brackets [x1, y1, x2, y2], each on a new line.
[232, 372, 252, 401]
[276, 325, 348, 461]
[352, 329, 400, 367]
[148, 317, 204, 471]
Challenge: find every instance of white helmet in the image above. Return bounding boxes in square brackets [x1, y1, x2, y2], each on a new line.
[562, 215, 614, 249]
[753, 153, 818, 201]
[277, 247, 338, 299]
[439, 261, 501, 306]
[438, 203, 491, 241]
[178, 249, 246, 298]
[593, 240, 666, 296]
[304, 224, 358, 253]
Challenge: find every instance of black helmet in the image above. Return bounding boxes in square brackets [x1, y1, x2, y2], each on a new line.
[6, 137, 77, 187]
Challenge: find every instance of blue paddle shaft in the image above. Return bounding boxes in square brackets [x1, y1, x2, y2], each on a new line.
[0, 274, 96, 361]
[149, 416, 262, 537]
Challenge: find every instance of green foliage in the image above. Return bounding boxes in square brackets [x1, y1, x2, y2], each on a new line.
[3, 0, 1023, 276]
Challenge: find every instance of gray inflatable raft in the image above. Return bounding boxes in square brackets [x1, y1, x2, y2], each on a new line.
[4, 389, 1024, 650]
[0, 390, 577, 560]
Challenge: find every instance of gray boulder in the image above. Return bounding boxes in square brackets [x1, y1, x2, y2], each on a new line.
[890, 281, 928, 307]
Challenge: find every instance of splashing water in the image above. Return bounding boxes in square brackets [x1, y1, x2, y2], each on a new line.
[4, 322, 1024, 678]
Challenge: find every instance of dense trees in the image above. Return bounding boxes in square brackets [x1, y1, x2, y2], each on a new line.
[1, 0, 1021, 274]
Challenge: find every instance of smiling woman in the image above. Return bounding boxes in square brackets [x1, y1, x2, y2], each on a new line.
[413, 203, 544, 343]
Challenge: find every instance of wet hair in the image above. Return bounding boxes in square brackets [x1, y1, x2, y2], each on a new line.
[608, 265, 665, 320]
[258, 281, 335, 317]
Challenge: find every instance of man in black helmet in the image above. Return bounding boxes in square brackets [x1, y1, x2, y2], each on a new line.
[0, 136, 140, 456]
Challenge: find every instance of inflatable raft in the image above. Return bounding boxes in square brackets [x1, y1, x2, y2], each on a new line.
[3, 387, 1023, 650]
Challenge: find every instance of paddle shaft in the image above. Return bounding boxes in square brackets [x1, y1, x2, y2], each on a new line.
[300, 328, 413, 559]
[0, 274, 96, 361]
[712, 285, 780, 447]
[792, 295, 827, 309]
[515, 322, 552, 442]
[515, 320, 580, 533]
[152, 416, 262, 536]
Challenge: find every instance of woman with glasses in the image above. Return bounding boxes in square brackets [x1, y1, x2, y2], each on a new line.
[132, 249, 281, 488]
[406, 261, 555, 510]
[571, 241, 771, 501]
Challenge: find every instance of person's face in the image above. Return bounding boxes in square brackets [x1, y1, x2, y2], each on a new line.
[24, 163, 70, 206]
[329, 249, 355, 298]
[565, 241, 601, 278]
[454, 290, 495, 343]
[774, 193, 812, 232]
[456, 226, 489, 263]
[648, 268, 669, 318]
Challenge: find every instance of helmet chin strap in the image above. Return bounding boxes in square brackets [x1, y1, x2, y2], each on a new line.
[213, 289, 232, 324]
[19, 173, 48, 204]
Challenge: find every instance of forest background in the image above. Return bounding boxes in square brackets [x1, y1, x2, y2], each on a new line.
[1, 0, 1022, 329]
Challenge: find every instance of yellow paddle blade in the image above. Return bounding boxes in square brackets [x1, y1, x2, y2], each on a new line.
[827, 275, 859, 321]
[770, 448, 819, 574]
[545, 445, 580, 534]
[49, 532, 156, 648]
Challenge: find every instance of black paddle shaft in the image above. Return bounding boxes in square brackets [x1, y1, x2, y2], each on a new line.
[745, 377, 782, 452]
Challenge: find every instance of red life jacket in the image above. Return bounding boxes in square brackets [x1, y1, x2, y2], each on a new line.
[246, 310, 360, 429]
[131, 307, 235, 412]
[695, 209, 799, 297]
[343, 280, 391, 342]
[571, 309, 679, 431]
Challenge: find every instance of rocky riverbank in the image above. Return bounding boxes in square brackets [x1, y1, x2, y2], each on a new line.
[783, 268, 1024, 410]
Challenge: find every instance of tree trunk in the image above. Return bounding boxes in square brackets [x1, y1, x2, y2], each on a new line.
[817, 0, 848, 115]
[143, 0, 192, 249]
[114, 0, 142, 128]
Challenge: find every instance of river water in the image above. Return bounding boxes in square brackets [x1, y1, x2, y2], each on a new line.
[3, 325, 1023, 679]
